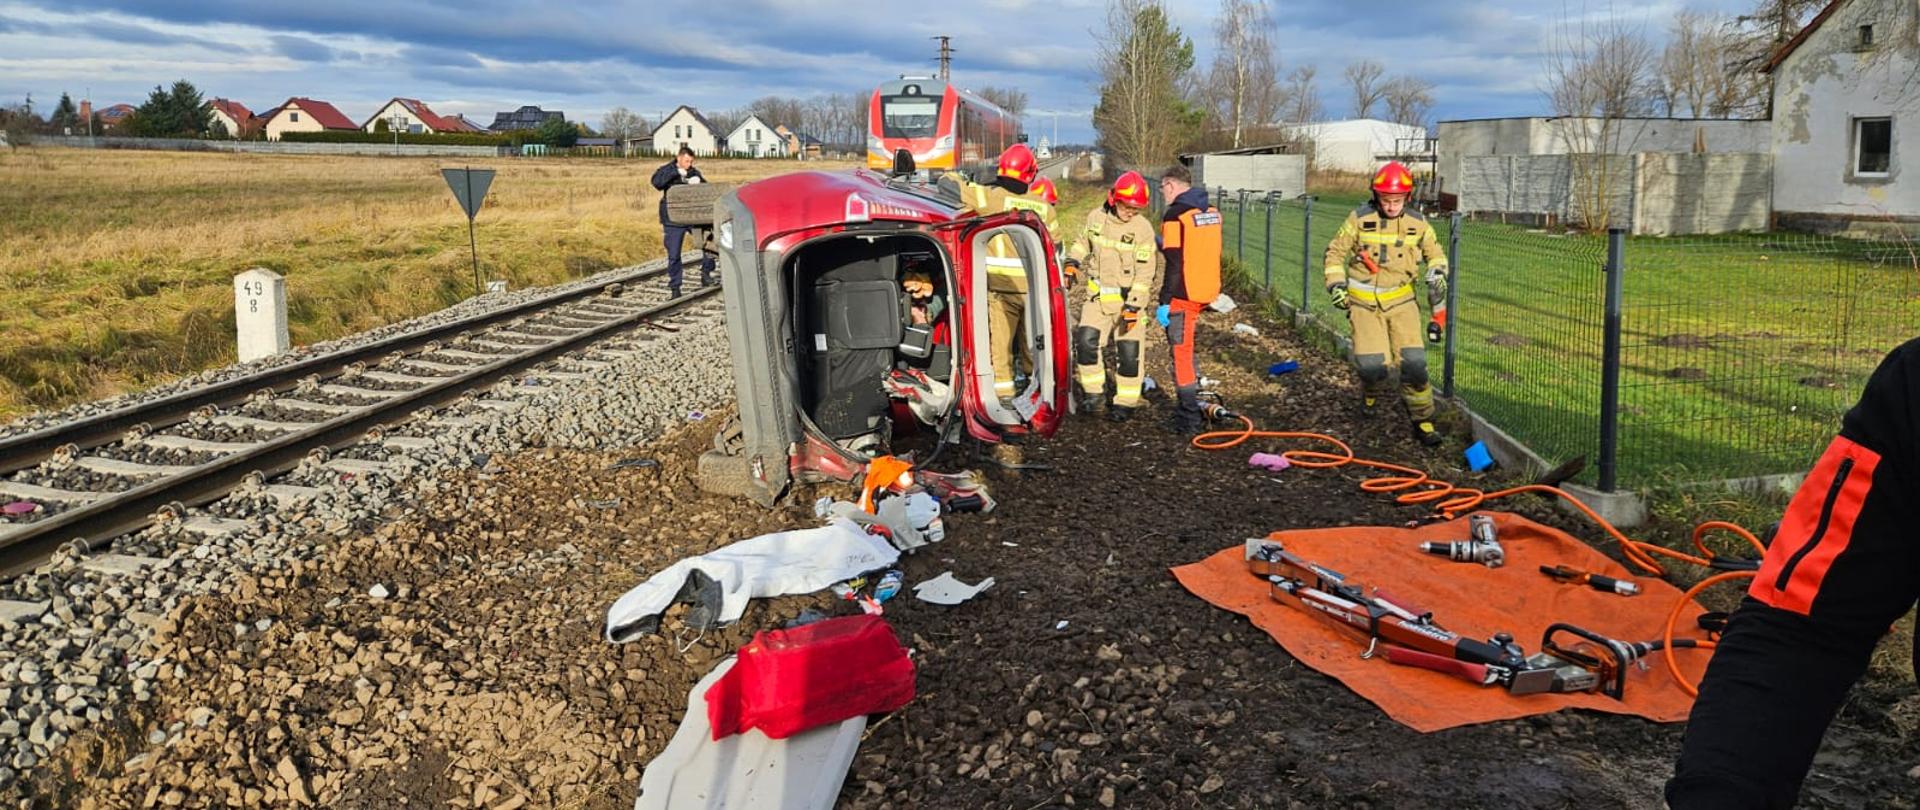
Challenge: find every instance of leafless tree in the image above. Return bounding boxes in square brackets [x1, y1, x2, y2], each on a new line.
[599, 107, 647, 144]
[1280, 65, 1322, 125]
[748, 95, 808, 131]
[976, 86, 1029, 118]
[1655, 10, 1768, 118]
[1542, 7, 1658, 230]
[1382, 75, 1435, 128]
[1344, 59, 1386, 119]
[1203, 0, 1280, 149]
[1092, 0, 1199, 168]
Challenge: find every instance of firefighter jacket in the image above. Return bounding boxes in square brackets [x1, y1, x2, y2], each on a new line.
[1158, 187, 1224, 306]
[950, 174, 1057, 294]
[1066, 205, 1159, 316]
[1323, 202, 1449, 310]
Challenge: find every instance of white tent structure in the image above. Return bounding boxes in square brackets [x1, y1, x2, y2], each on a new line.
[1281, 118, 1429, 173]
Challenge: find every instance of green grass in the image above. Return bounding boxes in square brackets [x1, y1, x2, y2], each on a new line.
[1221, 191, 1920, 488]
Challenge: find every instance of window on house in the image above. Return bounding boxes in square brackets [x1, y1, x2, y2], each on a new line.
[290, 112, 300, 123]
[1859, 24, 1874, 48]
[1855, 117, 1892, 177]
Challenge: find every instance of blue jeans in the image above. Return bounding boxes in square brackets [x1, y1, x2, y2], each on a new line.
[663, 224, 714, 288]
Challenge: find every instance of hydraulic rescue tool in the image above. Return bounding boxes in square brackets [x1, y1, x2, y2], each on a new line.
[1247, 541, 1696, 699]
[1540, 565, 1642, 596]
[1419, 513, 1505, 568]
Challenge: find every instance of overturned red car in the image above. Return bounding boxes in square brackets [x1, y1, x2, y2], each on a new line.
[693, 166, 1070, 505]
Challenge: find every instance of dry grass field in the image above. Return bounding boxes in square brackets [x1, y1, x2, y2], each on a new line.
[0, 148, 851, 419]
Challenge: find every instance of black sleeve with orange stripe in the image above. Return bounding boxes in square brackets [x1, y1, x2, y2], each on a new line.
[1667, 337, 1920, 810]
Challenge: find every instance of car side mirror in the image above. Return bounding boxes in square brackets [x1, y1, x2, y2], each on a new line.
[892, 148, 916, 177]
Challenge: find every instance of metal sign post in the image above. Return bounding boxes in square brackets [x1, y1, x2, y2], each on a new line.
[441, 167, 496, 296]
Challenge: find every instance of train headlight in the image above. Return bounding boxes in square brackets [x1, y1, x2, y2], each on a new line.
[867, 134, 883, 152]
[936, 135, 954, 151]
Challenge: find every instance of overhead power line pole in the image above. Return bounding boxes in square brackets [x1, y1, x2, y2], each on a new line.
[932, 36, 953, 80]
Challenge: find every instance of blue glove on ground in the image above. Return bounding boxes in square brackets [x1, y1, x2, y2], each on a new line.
[1155, 304, 1171, 327]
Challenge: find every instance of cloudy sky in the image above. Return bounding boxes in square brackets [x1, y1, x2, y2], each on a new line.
[0, 0, 1756, 142]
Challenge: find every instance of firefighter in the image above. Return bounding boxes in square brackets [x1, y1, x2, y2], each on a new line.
[1062, 172, 1159, 421]
[1323, 161, 1450, 447]
[1153, 164, 1224, 435]
[1668, 336, 1920, 809]
[949, 144, 1057, 401]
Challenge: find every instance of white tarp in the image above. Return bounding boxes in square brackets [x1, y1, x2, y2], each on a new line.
[605, 519, 899, 642]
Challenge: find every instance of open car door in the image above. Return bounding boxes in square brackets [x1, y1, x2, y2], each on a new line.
[942, 211, 1069, 443]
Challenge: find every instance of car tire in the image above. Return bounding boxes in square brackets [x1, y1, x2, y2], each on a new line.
[664, 183, 730, 227]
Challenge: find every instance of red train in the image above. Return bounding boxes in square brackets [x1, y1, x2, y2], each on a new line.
[866, 78, 1020, 173]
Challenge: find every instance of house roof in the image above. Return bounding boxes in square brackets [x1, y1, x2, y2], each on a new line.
[98, 104, 135, 120]
[443, 114, 486, 133]
[1763, 0, 1848, 74]
[363, 97, 462, 131]
[208, 98, 253, 121]
[490, 105, 564, 129]
[651, 105, 717, 138]
[271, 97, 357, 130]
[725, 114, 775, 140]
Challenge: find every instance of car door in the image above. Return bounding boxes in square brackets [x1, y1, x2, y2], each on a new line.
[942, 211, 1068, 442]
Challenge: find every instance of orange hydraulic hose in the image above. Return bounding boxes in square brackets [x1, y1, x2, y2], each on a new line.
[1194, 413, 1766, 695]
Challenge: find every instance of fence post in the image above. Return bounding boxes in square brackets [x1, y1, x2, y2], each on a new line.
[1443, 212, 1462, 399]
[1300, 195, 1315, 314]
[1598, 227, 1626, 492]
[1262, 191, 1276, 290]
[1236, 189, 1250, 261]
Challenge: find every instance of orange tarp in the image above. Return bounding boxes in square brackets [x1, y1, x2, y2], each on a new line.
[1171, 511, 1708, 732]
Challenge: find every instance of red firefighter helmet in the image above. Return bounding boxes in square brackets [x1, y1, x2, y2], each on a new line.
[996, 143, 1039, 185]
[1032, 176, 1059, 205]
[1371, 161, 1415, 195]
[1109, 171, 1150, 209]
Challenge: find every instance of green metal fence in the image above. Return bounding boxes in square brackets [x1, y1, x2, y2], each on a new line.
[1217, 185, 1920, 490]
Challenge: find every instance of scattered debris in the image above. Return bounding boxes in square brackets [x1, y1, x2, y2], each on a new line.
[1209, 293, 1238, 313]
[1268, 360, 1300, 375]
[1231, 323, 1260, 337]
[1464, 441, 1495, 472]
[912, 572, 996, 606]
[605, 519, 900, 641]
[367, 583, 390, 600]
[1248, 452, 1291, 472]
[606, 457, 660, 471]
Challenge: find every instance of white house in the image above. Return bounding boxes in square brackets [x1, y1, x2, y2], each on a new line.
[1281, 118, 1430, 174]
[650, 105, 719, 156]
[724, 114, 787, 157]
[1766, 0, 1919, 232]
[360, 97, 480, 134]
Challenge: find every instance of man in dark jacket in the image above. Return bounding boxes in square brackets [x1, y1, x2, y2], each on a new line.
[1153, 165, 1223, 435]
[650, 145, 713, 296]
[1667, 336, 1920, 809]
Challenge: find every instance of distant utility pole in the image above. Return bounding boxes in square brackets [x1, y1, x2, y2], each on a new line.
[932, 36, 953, 80]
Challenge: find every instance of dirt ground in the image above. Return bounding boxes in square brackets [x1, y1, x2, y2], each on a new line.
[44, 306, 1919, 808]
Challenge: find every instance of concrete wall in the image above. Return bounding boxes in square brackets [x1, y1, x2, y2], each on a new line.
[1190, 153, 1307, 195]
[1772, 0, 1920, 224]
[33, 135, 507, 157]
[1438, 117, 1769, 199]
[1633, 153, 1773, 236]
[1460, 152, 1770, 234]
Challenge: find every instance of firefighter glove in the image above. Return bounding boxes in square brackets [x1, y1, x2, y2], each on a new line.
[1327, 282, 1351, 310]
[1155, 304, 1171, 327]
[1425, 268, 1448, 301]
[1121, 305, 1141, 333]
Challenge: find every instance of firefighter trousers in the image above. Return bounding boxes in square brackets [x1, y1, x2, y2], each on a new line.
[1667, 336, 1920, 810]
[987, 291, 1026, 399]
[1165, 299, 1207, 427]
[1074, 303, 1147, 408]
[1347, 300, 1434, 420]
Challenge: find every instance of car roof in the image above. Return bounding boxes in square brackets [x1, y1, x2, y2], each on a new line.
[735, 169, 964, 239]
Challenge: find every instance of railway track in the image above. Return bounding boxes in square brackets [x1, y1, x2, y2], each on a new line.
[0, 264, 718, 577]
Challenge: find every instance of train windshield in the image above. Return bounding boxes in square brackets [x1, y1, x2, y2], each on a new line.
[881, 94, 944, 139]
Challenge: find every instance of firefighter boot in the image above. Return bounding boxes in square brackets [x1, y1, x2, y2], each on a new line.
[1413, 419, 1444, 448]
[1107, 404, 1135, 423]
[1076, 391, 1107, 417]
